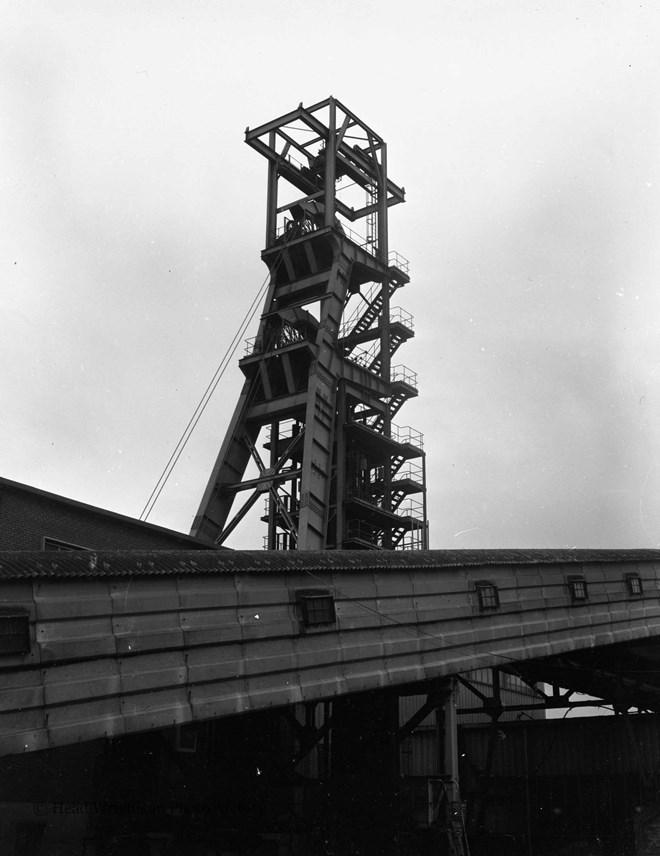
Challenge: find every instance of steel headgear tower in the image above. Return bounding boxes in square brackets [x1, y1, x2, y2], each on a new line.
[191, 97, 427, 550]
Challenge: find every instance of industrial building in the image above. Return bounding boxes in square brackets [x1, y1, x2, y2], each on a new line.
[3, 98, 660, 856]
[2, 546, 660, 855]
[0, 476, 214, 553]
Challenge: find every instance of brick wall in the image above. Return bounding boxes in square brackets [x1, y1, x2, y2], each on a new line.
[0, 480, 211, 551]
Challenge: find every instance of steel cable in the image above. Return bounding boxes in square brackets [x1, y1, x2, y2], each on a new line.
[139, 254, 283, 522]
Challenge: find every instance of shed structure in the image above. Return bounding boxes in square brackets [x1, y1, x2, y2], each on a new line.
[2, 548, 660, 757]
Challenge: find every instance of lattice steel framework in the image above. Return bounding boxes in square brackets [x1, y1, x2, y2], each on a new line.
[191, 97, 428, 550]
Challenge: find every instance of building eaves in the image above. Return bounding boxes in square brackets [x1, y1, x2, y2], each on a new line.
[0, 548, 658, 580]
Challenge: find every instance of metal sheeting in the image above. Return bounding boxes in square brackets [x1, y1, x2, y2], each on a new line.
[401, 729, 441, 776]
[462, 713, 660, 777]
[1, 558, 660, 756]
[399, 674, 548, 776]
[400, 711, 660, 779]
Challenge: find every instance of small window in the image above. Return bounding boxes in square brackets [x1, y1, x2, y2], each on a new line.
[43, 537, 89, 552]
[625, 573, 643, 597]
[568, 576, 588, 602]
[0, 612, 30, 655]
[476, 582, 499, 611]
[299, 593, 336, 627]
[175, 724, 198, 753]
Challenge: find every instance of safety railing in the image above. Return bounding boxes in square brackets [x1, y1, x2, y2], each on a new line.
[391, 365, 418, 390]
[244, 336, 262, 356]
[341, 223, 376, 255]
[345, 341, 380, 372]
[244, 321, 310, 355]
[267, 419, 302, 446]
[390, 307, 414, 332]
[396, 524, 426, 550]
[345, 519, 426, 550]
[347, 415, 424, 451]
[270, 216, 409, 275]
[345, 486, 424, 521]
[392, 461, 424, 485]
[390, 424, 424, 450]
[397, 497, 425, 521]
[263, 493, 300, 517]
[273, 217, 317, 243]
[345, 520, 384, 548]
[346, 486, 387, 510]
[388, 250, 410, 276]
[279, 152, 306, 172]
[263, 532, 297, 550]
[339, 304, 413, 340]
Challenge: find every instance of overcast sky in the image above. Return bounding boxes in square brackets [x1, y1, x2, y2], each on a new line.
[3, 1, 660, 550]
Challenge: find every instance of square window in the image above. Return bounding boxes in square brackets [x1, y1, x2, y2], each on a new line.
[0, 613, 30, 654]
[568, 576, 588, 602]
[299, 593, 336, 627]
[625, 573, 643, 597]
[476, 583, 499, 611]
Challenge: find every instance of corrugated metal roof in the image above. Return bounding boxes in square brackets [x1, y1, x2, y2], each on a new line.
[0, 548, 658, 580]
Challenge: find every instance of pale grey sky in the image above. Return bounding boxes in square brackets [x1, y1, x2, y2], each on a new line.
[3, 1, 660, 549]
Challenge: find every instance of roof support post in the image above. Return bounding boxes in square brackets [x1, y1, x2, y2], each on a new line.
[439, 677, 470, 856]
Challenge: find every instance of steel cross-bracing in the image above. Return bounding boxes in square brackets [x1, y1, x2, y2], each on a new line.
[191, 97, 428, 550]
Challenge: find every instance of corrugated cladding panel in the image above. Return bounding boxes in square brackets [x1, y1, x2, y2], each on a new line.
[43, 659, 120, 705]
[34, 579, 111, 619]
[399, 694, 433, 729]
[400, 713, 660, 780]
[400, 730, 440, 776]
[398, 670, 546, 773]
[463, 714, 660, 777]
[2, 555, 660, 756]
[176, 575, 239, 609]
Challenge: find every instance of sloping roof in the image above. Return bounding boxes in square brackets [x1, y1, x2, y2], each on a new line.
[0, 476, 212, 549]
[0, 548, 658, 580]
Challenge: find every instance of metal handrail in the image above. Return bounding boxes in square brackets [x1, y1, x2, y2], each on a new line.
[388, 250, 410, 275]
[392, 461, 424, 484]
[339, 305, 413, 340]
[390, 424, 424, 450]
[345, 520, 383, 547]
[244, 336, 261, 356]
[345, 341, 380, 371]
[346, 417, 424, 451]
[398, 498, 425, 520]
[244, 321, 310, 356]
[345, 518, 425, 551]
[280, 152, 306, 172]
[391, 365, 418, 389]
[390, 307, 414, 331]
[397, 527, 426, 550]
[346, 487, 388, 509]
[270, 216, 408, 276]
[263, 494, 299, 516]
